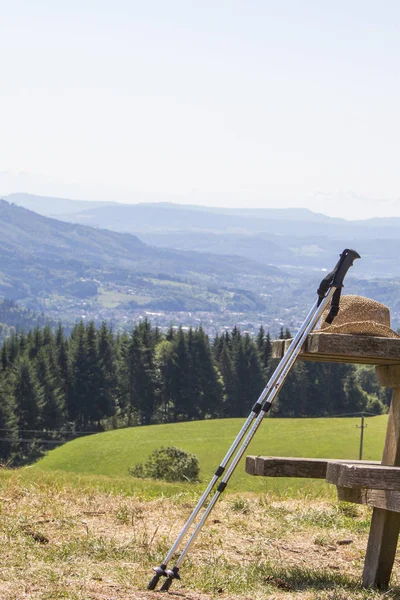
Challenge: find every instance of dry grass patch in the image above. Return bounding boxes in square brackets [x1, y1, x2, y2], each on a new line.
[0, 474, 400, 599]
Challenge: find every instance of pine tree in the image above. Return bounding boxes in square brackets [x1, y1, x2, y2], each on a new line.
[116, 331, 130, 417]
[29, 327, 43, 360]
[256, 327, 272, 375]
[256, 326, 265, 354]
[36, 349, 65, 433]
[243, 334, 264, 412]
[0, 377, 17, 460]
[153, 340, 176, 422]
[230, 326, 241, 350]
[69, 322, 90, 429]
[6, 333, 19, 366]
[191, 327, 223, 419]
[84, 321, 103, 428]
[42, 324, 54, 347]
[231, 334, 263, 417]
[12, 356, 43, 433]
[216, 339, 236, 416]
[18, 332, 27, 354]
[55, 323, 65, 349]
[97, 322, 118, 422]
[170, 327, 192, 421]
[166, 325, 175, 341]
[1, 343, 9, 372]
[123, 327, 157, 425]
[136, 322, 158, 425]
[263, 332, 272, 373]
[56, 329, 72, 421]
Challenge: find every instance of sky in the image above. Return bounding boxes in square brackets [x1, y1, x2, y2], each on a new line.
[1, 0, 400, 219]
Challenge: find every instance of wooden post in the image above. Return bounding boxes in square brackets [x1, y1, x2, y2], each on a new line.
[362, 367, 400, 589]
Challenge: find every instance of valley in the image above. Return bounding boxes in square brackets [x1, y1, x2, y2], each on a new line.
[1, 194, 400, 336]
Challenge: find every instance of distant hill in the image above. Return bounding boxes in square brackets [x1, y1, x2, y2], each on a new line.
[5, 193, 400, 277]
[58, 203, 344, 235]
[4, 192, 337, 223]
[0, 199, 285, 318]
[135, 230, 400, 278]
[4, 192, 116, 217]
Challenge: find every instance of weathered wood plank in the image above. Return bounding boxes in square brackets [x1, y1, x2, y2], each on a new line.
[271, 333, 400, 365]
[254, 456, 328, 478]
[326, 463, 400, 491]
[245, 456, 256, 475]
[337, 487, 400, 512]
[363, 509, 400, 590]
[362, 388, 400, 589]
[245, 456, 379, 479]
[375, 365, 400, 389]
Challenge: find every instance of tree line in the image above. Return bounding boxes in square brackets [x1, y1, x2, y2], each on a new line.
[0, 320, 389, 463]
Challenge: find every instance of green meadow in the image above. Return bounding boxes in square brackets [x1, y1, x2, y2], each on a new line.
[32, 415, 389, 496]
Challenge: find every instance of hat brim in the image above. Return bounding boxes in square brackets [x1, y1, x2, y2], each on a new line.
[319, 320, 400, 339]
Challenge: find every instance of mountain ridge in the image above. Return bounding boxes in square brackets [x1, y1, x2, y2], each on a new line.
[7, 191, 400, 225]
[5, 192, 400, 278]
[0, 199, 285, 324]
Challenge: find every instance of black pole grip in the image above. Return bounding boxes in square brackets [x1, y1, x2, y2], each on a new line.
[331, 249, 361, 288]
[317, 248, 360, 304]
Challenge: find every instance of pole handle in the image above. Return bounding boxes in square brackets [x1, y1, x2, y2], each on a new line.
[317, 248, 360, 303]
[331, 248, 361, 288]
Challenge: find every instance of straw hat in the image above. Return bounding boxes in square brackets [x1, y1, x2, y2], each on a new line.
[318, 295, 400, 338]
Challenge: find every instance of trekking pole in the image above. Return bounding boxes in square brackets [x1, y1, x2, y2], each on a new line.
[148, 248, 360, 591]
[148, 294, 323, 590]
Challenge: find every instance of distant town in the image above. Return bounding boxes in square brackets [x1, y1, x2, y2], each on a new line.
[36, 282, 299, 339]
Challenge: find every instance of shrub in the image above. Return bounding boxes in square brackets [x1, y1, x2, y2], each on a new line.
[129, 446, 200, 483]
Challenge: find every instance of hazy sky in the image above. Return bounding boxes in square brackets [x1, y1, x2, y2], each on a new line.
[1, 1, 400, 219]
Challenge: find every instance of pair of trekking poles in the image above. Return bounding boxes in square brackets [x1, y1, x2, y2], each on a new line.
[148, 248, 360, 591]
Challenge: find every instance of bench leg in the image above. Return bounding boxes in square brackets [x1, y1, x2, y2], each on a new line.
[362, 384, 400, 589]
[362, 508, 400, 589]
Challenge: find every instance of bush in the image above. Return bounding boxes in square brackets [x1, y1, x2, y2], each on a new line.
[129, 446, 200, 483]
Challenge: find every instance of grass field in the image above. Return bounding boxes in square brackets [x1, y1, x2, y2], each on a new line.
[97, 287, 151, 308]
[0, 415, 398, 599]
[0, 469, 397, 600]
[35, 415, 389, 495]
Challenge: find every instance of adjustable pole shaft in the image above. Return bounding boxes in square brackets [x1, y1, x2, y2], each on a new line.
[160, 288, 336, 591]
[147, 296, 325, 590]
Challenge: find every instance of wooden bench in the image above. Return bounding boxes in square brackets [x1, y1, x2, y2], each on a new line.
[245, 332, 400, 590]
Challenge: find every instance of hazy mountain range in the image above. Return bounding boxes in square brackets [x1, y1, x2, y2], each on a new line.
[0, 199, 289, 324]
[5, 192, 400, 278]
[0, 192, 399, 332]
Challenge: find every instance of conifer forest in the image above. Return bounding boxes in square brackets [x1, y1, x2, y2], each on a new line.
[0, 320, 389, 464]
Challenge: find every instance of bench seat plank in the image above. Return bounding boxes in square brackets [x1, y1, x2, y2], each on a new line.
[246, 456, 379, 479]
[326, 462, 400, 491]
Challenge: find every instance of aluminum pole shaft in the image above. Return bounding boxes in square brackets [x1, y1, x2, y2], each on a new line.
[164, 288, 335, 580]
